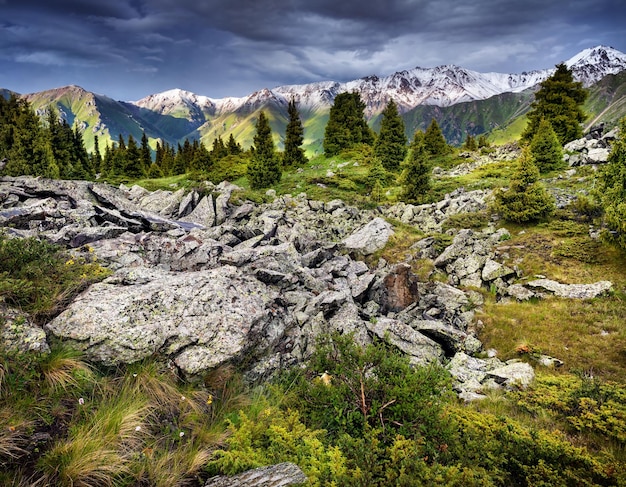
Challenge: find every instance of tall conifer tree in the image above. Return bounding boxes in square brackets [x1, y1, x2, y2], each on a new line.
[423, 118, 449, 156]
[400, 131, 431, 203]
[283, 99, 307, 166]
[374, 99, 407, 170]
[530, 118, 563, 173]
[522, 63, 587, 145]
[140, 132, 152, 174]
[323, 92, 373, 156]
[125, 134, 144, 178]
[247, 111, 281, 189]
[598, 117, 626, 249]
[491, 147, 555, 223]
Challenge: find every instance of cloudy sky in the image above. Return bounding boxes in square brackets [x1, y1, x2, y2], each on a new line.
[1, 0, 625, 101]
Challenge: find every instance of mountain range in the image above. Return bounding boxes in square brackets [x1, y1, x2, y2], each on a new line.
[3, 45, 626, 154]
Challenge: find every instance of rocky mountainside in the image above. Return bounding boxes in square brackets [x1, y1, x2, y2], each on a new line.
[7, 46, 626, 152]
[1, 173, 612, 399]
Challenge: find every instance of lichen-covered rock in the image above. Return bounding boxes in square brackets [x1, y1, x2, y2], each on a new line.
[45, 265, 286, 376]
[487, 361, 535, 389]
[342, 217, 393, 255]
[1, 306, 49, 354]
[365, 317, 443, 365]
[205, 462, 307, 487]
[526, 279, 612, 299]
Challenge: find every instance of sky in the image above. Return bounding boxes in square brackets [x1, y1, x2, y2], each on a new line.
[1, 0, 625, 101]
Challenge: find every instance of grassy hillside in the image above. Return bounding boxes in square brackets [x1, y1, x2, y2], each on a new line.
[25, 87, 151, 153]
[403, 90, 535, 145]
[584, 71, 626, 130]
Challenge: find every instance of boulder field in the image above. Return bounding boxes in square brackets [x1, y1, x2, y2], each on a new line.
[0, 176, 612, 398]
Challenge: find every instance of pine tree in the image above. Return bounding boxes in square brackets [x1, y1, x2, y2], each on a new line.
[211, 136, 228, 160]
[101, 143, 114, 176]
[491, 147, 555, 223]
[463, 134, 478, 151]
[283, 99, 307, 167]
[91, 135, 103, 176]
[423, 118, 449, 156]
[521, 63, 587, 145]
[477, 135, 490, 149]
[109, 134, 127, 176]
[530, 118, 563, 173]
[125, 134, 144, 178]
[140, 132, 152, 174]
[323, 92, 373, 156]
[5, 99, 53, 177]
[172, 142, 187, 175]
[189, 140, 212, 171]
[71, 125, 91, 178]
[247, 111, 281, 189]
[374, 99, 407, 171]
[400, 131, 431, 203]
[597, 117, 626, 249]
[226, 134, 242, 155]
[367, 158, 388, 203]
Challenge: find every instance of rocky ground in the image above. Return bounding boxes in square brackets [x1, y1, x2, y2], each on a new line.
[0, 174, 613, 400]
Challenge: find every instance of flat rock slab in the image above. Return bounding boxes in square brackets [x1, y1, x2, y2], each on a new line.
[526, 279, 612, 299]
[205, 462, 307, 487]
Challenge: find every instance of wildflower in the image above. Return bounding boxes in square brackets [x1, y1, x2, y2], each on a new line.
[320, 371, 332, 386]
[78, 397, 85, 405]
[181, 396, 186, 401]
[133, 373, 137, 378]
[135, 426, 141, 432]
[179, 431, 185, 438]
[206, 394, 213, 405]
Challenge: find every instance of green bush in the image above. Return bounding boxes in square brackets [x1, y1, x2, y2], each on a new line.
[441, 211, 489, 231]
[206, 401, 348, 485]
[516, 373, 626, 445]
[281, 333, 454, 450]
[491, 147, 555, 223]
[552, 237, 605, 263]
[0, 233, 110, 320]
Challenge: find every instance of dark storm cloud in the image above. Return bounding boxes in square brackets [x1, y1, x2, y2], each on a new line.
[0, 0, 624, 99]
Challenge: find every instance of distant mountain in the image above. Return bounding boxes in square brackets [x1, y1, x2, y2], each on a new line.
[6, 46, 626, 153]
[1, 88, 17, 100]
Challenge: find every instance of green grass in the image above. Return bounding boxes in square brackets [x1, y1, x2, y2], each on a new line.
[487, 115, 528, 145]
[476, 217, 626, 382]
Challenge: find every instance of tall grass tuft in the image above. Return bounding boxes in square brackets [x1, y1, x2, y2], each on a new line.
[39, 346, 95, 392]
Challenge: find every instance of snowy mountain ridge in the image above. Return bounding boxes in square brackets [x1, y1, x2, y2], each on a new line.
[133, 46, 626, 117]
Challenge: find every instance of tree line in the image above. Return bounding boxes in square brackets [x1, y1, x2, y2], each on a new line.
[2, 65, 626, 250]
[0, 94, 303, 183]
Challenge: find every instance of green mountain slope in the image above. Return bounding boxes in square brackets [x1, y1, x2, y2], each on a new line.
[25, 86, 150, 153]
[583, 71, 626, 130]
[402, 90, 535, 145]
[10, 71, 626, 156]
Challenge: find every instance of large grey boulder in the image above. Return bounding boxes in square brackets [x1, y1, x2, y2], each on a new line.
[365, 317, 443, 365]
[181, 194, 215, 227]
[45, 265, 287, 376]
[342, 217, 393, 255]
[205, 462, 307, 487]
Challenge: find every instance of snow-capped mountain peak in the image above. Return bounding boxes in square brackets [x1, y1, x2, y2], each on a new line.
[565, 45, 626, 86]
[129, 46, 626, 118]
